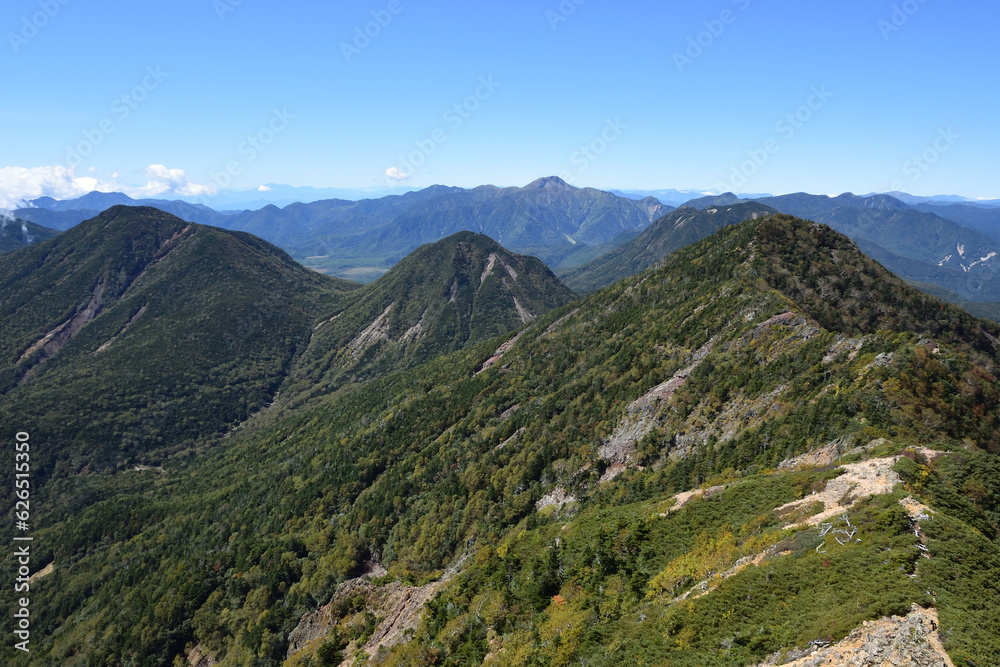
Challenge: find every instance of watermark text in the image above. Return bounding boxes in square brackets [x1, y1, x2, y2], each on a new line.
[12, 431, 33, 653]
[8, 0, 71, 54]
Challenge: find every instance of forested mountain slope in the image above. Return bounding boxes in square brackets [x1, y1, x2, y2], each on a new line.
[2, 214, 999, 667]
[0, 217, 59, 254]
[0, 206, 358, 483]
[561, 202, 777, 292]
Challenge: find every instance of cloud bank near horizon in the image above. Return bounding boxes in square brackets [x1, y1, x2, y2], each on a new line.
[0, 165, 214, 210]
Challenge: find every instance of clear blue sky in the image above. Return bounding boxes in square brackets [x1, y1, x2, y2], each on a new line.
[1, 0, 997, 205]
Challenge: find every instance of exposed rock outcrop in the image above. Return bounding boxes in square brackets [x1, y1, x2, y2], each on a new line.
[536, 487, 577, 511]
[598, 338, 715, 477]
[754, 605, 955, 667]
[477, 331, 525, 375]
[286, 567, 446, 666]
[775, 457, 902, 528]
[19, 281, 106, 366]
[777, 436, 887, 471]
[348, 303, 393, 358]
[185, 643, 217, 667]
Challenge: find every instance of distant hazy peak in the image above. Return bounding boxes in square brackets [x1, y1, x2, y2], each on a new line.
[680, 192, 746, 209]
[525, 176, 574, 190]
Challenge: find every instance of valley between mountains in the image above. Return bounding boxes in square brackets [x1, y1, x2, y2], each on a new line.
[1, 206, 999, 666]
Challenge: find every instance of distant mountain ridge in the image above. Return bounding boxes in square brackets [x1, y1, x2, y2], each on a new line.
[910, 201, 1000, 241]
[735, 193, 1000, 303]
[875, 191, 1000, 207]
[271, 176, 670, 276]
[16, 178, 672, 279]
[16, 182, 1000, 313]
[16, 193, 236, 232]
[622, 191, 996, 309]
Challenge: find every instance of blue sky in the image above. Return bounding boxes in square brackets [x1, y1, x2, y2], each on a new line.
[1, 0, 997, 205]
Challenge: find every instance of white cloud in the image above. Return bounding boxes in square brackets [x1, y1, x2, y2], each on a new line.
[258, 185, 272, 192]
[127, 164, 215, 198]
[0, 165, 107, 210]
[385, 167, 411, 181]
[0, 164, 215, 209]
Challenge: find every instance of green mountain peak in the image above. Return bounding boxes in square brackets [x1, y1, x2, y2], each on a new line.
[285, 230, 577, 402]
[562, 201, 779, 293]
[0, 205, 356, 476]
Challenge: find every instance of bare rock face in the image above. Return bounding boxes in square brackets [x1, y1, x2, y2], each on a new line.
[598, 337, 715, 477]
[535, 486, 577, 510]
[599, 310, 822, 478]
[754, 605, 956, 667]
[777, 435, 868, 471]
[185, 643, 217, 667]
[286, 566, 446, 665]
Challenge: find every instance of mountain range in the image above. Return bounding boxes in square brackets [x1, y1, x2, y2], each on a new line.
[594, 190, 1000, 309]
[1, 205, 999, 666]
[15, 177, 672, 281]
[14, 180, 1000, 317]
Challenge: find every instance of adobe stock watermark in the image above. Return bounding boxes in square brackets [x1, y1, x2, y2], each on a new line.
[716, 85, 833, 193]
[341, 0, 404, 63]
[213, 0, 246, 21]
[213, 0, 245, 21]
[557, 118, 628, 184]
[205, 108, 295, 194]
[888, 127, 959, 190]
[63, 66, 169, 169]
[673, 0, 751, 73]
[878, 0, 930, 40]
[546, 0, 586, 31]
[8, 0, 71, 54]
[12, 431, 33, 653]
[385, 76, 501, 184]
